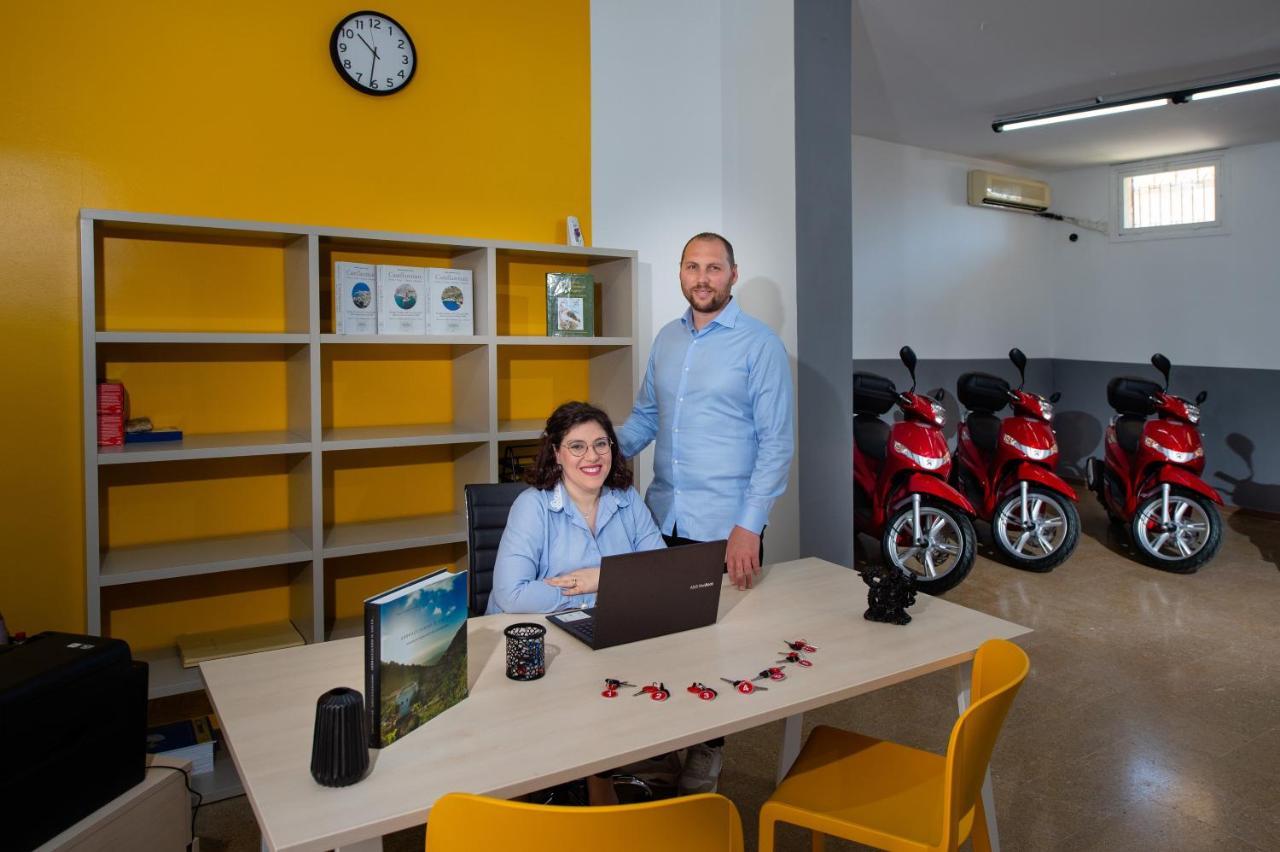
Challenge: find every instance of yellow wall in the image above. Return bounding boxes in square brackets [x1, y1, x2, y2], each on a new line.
[0, 1, 591, 636]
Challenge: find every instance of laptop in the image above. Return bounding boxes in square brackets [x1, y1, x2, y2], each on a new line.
[546, 539, 727, 650]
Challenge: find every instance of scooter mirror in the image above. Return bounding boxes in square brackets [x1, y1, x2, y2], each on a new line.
[1009, 348, 1027, 389]
[1196, 390, 1208, 404]
[1049, 391, 1062, 403]
[899, 346, 918, 391]
[1151, 353, 1172, 389]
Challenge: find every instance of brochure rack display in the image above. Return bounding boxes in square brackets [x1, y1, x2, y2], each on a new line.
[81, 210, 637, 696]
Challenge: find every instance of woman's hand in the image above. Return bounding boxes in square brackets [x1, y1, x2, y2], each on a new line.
[545, 567, 600, 596]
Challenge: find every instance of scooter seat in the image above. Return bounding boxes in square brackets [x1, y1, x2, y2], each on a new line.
[854, 414, 891, 461]
[1115, 415, 1145, 455]
[965, 412, 1001, 455]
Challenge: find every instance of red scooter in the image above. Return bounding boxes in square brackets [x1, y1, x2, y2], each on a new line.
[1086, 354, 1222, 573]
[953, 349, 1079, 572]
[854, 347, 977, 594]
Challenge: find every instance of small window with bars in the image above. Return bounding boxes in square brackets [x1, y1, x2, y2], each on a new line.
[1113, 153, 1225, 239]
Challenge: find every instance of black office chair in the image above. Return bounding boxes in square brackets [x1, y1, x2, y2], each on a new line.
[463, 482, 528, 616]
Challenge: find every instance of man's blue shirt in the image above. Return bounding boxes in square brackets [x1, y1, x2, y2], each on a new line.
[486, 483, 666, 614]
[618, 298, 794, 541]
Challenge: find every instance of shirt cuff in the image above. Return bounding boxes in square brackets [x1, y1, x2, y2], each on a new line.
[735, 504, 769, 536]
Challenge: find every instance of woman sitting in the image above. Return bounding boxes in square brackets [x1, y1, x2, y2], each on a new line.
[487, 401, 665, 614]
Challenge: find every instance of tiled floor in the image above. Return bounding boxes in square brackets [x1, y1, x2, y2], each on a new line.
[193, 499, 1279, 851]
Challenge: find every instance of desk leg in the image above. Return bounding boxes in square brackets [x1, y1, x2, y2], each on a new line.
[955, 663, 1000, 852]
[777, 713, 803, 784]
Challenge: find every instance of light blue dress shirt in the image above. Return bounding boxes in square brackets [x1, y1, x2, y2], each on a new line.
[618, 297, 794, 541]
[486, 483, 667, 614]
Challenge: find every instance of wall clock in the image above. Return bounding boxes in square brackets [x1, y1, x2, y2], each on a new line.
[330, 11, 416, 95]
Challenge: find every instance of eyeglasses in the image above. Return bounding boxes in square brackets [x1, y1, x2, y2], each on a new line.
[560, 438, 613, 458]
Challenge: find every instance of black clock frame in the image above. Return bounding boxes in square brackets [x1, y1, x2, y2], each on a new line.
[329, 10, 417, 96]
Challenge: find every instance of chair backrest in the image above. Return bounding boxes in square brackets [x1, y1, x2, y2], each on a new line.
[463, 482, 528, 616]
[939, 639, 1029, 850]
[425, 792, 744, 852]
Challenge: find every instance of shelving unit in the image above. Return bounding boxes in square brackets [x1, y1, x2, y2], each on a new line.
[82, 209, 638, 697]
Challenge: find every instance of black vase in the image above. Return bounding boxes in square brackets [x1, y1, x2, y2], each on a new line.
[310, 687, 370, 787]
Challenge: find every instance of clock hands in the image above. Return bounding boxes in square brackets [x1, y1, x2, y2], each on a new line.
[356, 33, 380, 60]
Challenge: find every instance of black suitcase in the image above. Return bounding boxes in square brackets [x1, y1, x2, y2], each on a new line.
[0, 632, 148, 850]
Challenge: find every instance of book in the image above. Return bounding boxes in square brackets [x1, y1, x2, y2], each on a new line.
[176, 620, 304, 668]
[125, 428, 183, 443]
[335, 261, 378, 335]
[376, 264, 428, 335]
[146, 715, 219, 775]
[546, 272, 595, 337]
[427, 268, 473, 335]
[365, 568, 468, 748]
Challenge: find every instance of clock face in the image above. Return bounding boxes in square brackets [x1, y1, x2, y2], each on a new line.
[330, 11, 416, 95]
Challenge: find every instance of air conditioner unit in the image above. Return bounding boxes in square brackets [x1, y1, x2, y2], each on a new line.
[967, 170, 1051, 213]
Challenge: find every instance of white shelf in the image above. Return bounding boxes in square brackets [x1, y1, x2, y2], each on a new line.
[320, 333, 490, 346]
[322, 513, 467, 558]
[326, 616, 364, 641]
[136, 646, 205, 699]
[100, 530, 313, 586]
[83, 209, 637, 652]
[497, 420, 545, 440]
[96, 331, 309, 344]
[192, 749, 243, 804]
[98, 431, 311, 464]
[497, 336, 632, 347]
[322, 424, 488, 451]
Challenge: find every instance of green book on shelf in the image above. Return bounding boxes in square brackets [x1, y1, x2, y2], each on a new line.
[546, 272, 595, 337]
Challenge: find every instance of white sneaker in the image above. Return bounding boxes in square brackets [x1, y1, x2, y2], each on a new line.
[678, 743, 724, 795]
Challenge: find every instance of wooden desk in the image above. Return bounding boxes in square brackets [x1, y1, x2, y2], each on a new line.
[201, 557, 1028, 852]
[36, 755, 192, 852]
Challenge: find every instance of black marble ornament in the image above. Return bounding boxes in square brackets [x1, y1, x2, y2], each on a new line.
[862, 564, 918, 625]
[310, 687, 370, 786]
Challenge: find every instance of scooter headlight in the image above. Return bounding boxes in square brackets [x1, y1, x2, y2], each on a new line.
[929, 401, 946, 427]
[893, 440, 948, 470]
[1038, 398, 1054, 421]
[1143, 436, 1203, 463]
[1002, 433, 1057, 460]
[1183, 403, 1200, 424]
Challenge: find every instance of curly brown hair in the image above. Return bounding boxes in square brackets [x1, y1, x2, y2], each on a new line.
[527, 401, 633, 491]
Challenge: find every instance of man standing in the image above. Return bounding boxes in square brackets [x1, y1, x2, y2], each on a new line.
[618, 232, 794, 793]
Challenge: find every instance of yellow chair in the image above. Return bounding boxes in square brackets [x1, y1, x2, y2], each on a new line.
[759, 638, 1029, 852]
[425, 791, 744, 852]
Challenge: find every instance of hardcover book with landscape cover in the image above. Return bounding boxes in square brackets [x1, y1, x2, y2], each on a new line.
[364, 568, 468, 748]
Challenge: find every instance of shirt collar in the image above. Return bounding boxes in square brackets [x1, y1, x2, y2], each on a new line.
[681, 296, 740, 334]
[548, 483, 629, 514]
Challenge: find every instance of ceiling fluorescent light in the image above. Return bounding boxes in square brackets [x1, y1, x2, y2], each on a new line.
[995, 98, 1169, 132]
[1187, 75, 1280, 101]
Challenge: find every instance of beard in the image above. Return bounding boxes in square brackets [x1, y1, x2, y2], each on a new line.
[683, 287, 731, 314]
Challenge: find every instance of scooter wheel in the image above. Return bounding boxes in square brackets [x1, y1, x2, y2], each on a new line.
[991, 487, 1080, 572]
[880, 497, 977, 595]
[1130, 488, 1222, 573]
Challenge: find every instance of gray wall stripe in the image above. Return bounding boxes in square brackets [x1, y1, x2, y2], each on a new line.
[796, 0, 853, 566]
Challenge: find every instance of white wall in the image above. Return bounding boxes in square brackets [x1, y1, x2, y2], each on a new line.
[591, 0, 800, 561]
[852, 135, 1056, 360]
[1049, 140, 1280, 370]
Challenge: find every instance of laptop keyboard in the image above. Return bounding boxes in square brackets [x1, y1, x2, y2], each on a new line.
[571, 618, 595, 640]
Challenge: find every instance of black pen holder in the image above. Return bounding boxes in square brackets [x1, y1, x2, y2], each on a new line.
[504, 622, 547, 681]
[310, 687, 370, 787]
